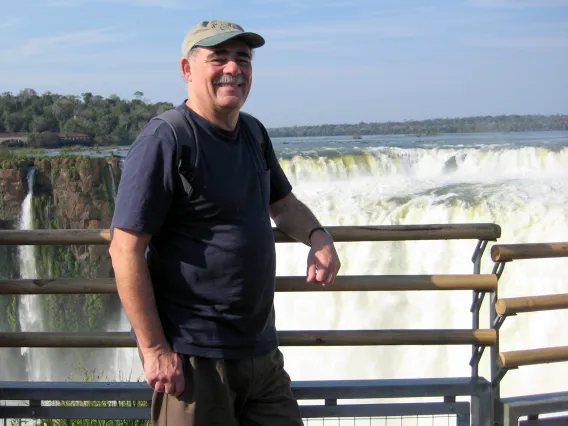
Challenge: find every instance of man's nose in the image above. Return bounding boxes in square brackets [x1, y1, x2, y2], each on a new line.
[224, 59, 240, 75]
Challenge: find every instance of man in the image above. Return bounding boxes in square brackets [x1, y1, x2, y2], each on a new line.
[109, 20, 341, 426]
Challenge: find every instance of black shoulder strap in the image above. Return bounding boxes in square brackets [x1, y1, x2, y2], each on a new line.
[240, 111, 267, 161]
[154, 109, 267, 196]
[155, 109, 197, 196]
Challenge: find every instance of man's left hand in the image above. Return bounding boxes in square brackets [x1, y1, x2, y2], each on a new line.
[306, 231, 341, 286]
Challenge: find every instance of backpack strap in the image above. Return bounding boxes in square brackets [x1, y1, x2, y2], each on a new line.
[240, 111, 267, 166]
[154, 109, 197, 196]
[154, 108, 268, 197]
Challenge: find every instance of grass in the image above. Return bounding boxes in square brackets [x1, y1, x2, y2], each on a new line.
[6, 365, 150, 426]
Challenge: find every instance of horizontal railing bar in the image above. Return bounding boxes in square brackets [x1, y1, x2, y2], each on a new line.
[502, 391, 568, 417]
[491, 242, 568, 262]
[520, 416, 568, 426]
[496, 293, 568, 315]
[0, 407, 150, 421]
[0, 224, 501, 246]
[0, 330, 496, 348]
[0, 229, 111, 245]
[0, 274, 498, 294]
[0, 402, 470, 420]
[498, 346, 568, 369]
[0, 377, 491, 401]
[0, 378, 489, 401]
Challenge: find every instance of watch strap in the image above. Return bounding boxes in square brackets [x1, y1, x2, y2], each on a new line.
[308, 226, 331, 246]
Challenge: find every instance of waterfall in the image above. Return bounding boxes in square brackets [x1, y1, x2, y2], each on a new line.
[3, 133, 567, 407]
[107, 163, 117, 201]
[16, 167, 50, 380]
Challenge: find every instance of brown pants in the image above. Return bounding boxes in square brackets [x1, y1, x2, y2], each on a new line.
[150, 348, 304, 426]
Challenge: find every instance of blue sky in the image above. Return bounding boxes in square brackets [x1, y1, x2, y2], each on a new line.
[1, 0, 567, 127]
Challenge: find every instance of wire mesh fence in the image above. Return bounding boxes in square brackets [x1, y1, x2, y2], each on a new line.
[2, 415, 459, 426]
[303, 415, 458, 425]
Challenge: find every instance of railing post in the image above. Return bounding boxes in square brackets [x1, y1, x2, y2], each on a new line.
[471, 239, 488, 426]
[474, 385, 493, 426]
[491, 262, 505, 426]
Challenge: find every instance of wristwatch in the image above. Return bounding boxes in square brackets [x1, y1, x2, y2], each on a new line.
[308, 226, 332, 246]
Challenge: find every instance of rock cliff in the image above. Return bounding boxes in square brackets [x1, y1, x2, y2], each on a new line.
[0, 155, 122, 333]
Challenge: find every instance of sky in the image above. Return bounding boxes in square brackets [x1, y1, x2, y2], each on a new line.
[0, 0, 567, 127]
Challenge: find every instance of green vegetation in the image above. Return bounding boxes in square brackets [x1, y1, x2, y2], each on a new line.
[0, 88, 173, 147]
[28, 162, 121, 332]
[1, 89, 567, 148]
[269, 114, 568, 138]
[0, 245, 19, 332]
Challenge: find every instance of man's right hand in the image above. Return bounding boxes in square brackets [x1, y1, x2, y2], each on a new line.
[141, 348, 185, 397]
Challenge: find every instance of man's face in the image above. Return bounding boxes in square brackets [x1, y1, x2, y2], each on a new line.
[186, 39, 253, 114]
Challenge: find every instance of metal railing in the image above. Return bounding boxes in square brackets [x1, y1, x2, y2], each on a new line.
[490, 241, 568, 426]
[0, 224, 501, 425]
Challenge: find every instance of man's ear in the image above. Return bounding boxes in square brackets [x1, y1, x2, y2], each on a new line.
[180, 57, 192, 82]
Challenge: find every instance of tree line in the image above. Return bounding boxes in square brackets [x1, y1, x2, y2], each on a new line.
[269, 114, 568, 138]
[1, 89, 567, 148]
[0, 89, 172, 147]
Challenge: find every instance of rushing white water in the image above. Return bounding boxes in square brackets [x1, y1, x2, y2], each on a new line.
[107, 163, 117, 201]
[272, 138, 568, 405]
[109, 134, 568, 403]
[16, 167, 50, 381]
[5, 132, 568, 423]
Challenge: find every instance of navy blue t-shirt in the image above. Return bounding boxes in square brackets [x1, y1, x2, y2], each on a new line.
[111, 102, 292, 359]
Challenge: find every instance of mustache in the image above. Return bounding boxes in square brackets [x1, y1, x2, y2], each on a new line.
[214, 75, 245, 85]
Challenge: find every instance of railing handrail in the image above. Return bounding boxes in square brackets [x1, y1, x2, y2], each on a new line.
[0, 330, 497, 348]
[496, 293, 568, 316]
[0, 274, 499, 294]
[491, 242, 568, 262]
[0, 223, 500, 424]
[498, 346, 568, 369]
[0, 223, 502, 245]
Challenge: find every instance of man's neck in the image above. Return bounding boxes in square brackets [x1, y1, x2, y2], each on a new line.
[185, 100, 239, 131]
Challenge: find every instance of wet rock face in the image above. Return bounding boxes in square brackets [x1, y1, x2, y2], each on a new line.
[0, 155, 123, 340]
[0, 155, 120, 282]
[0, 165, 27, 225]
[0, 156, 120, 229]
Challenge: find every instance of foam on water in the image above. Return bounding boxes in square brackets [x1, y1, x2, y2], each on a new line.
[4, 132, 568, 411]
[273, 140, 568, 401]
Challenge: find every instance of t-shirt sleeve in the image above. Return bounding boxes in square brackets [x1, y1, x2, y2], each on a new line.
[260, 126, 292, 205]
[111, 127, 177, 236]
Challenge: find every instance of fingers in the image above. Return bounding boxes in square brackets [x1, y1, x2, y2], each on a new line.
[146, 352, 185, 397]
[171, 375, 185, 397]
[306, 258, 317, 283]
[149, 374, 185, 396]
[308, 258, 340, 286]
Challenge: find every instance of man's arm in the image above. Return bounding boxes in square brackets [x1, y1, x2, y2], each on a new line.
[269, 192, 322, 245]
[109, 228, 184, 396]
[270, 192, 341, 285]
[108, 128, 183, 396]
[109, 229, 168, 352]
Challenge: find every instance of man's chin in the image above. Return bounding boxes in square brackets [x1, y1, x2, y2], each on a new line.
[218, 97, 247, 111]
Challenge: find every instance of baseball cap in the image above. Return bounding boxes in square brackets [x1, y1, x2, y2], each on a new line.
[182, 20, 265, 57]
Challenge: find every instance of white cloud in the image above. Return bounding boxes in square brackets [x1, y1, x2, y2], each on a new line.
[249, 0, 359, 7]
[256, 19, 420, 49]
[0, 27, 124, 63]
[469, 0, 568, 8]
[463, 35, 568, 48]
[0, 20, 18, 30]
[43, 0, 197, 9]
